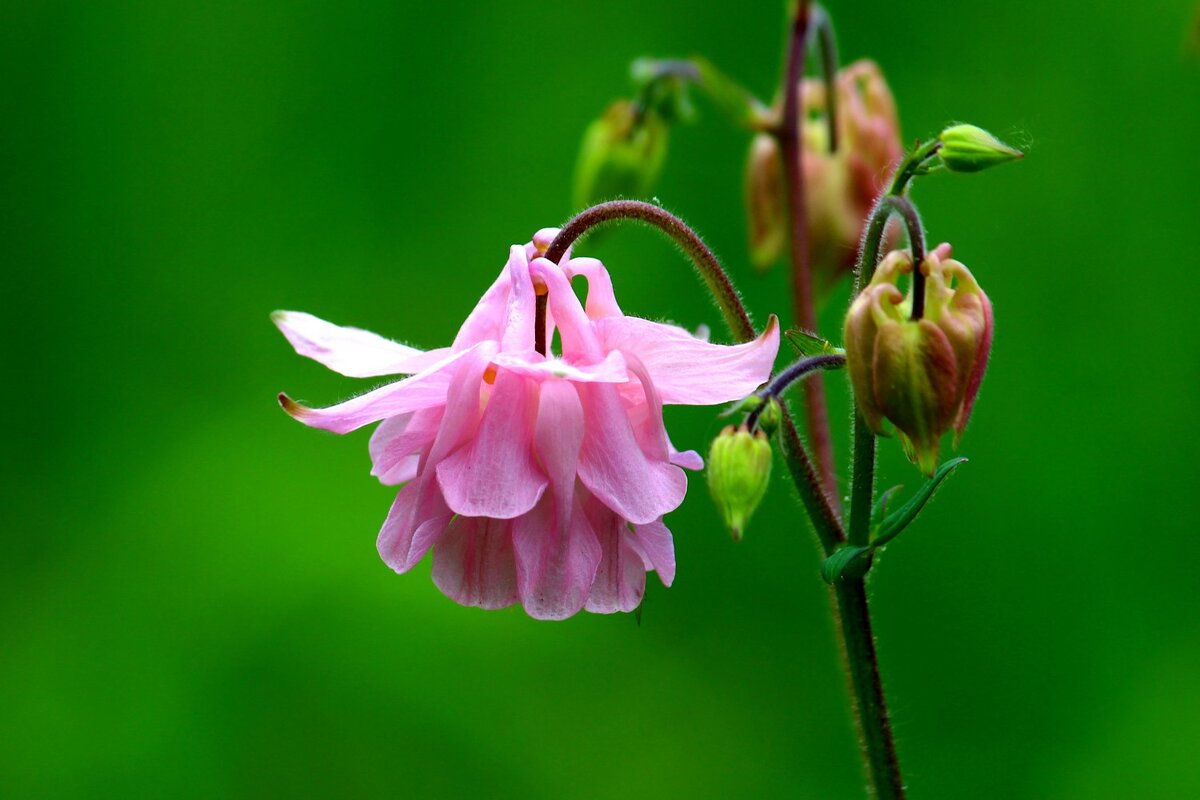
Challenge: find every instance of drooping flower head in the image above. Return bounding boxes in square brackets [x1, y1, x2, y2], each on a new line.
[275, 230, 779, 619]
[803, 60, 904, 288]
[844, 244, 993, 475]
[744, 60, 904, 292]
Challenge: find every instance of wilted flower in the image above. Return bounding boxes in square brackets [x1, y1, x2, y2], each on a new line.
[843, 245, 993, 475]
[276, 231, 779, 619]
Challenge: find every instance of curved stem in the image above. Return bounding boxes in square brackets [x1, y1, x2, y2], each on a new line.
[747, 353, 845, 431]
[809, 4, 839, 154]
[544, 200, 846, 553]
[545, 200, 755, 340]
[848, 193, 925, 548]
[779, 2, 840, 506]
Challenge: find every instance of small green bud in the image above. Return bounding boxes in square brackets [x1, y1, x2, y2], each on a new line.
[937, 124, 1023, 173]
[573, 100, 668, 211]
[707, 425, 773, 542]
[756, 398, 782, 436]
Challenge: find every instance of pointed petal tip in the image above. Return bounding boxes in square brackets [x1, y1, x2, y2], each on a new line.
[277, 392, 307, 417]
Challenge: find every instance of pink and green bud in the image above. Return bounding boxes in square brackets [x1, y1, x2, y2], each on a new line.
[844, 247, 993, 475]
[573, 100, 668, 211]
[800, 60, 905, 291]
[744, 133, 787, 271]
[707, 424, 773, 542]
[938, 124, 1024, 173]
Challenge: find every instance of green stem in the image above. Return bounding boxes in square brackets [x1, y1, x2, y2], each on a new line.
[834, 579, 905, 800]
[835, 135, 943, 800]
[848, 193, 925, 547]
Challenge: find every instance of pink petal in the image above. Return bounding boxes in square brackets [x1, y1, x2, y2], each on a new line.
[432, 516, 519, 610]
[490, 349, 628, 384]
[530, 257, 605, 361]
[369, 407, 444, 485]
[584, 504, 647, 614]
[273, 311, 450, 378]
[513, 381, 602, 619]
[621, 351, 670, 462]
[278, 342, 494, 435]
[669, 447, 704, 471]
[377, 476, 453, 573]
[499, 245, 537, 352]
[436, 369, 547, 519]
[562, 257, 622, 319]
[450, 268, 510, 352]
[595, 314, 780, 405]
[631, 518, 676, 587]
[576, 380, 687, 525]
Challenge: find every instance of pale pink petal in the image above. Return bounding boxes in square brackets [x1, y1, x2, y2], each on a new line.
[278, 342, 495, 434]
[432, 516, 519, 610]
[576, 381, 687, 525]
[631, 518, 676, 587]
[377, 476, 453, 573]
[670, 447, 704, 471]
[369, 407, 444, 484]
[499, 245, 537, 352]
[451, 270, 510, 351]
[584, 505, 647, 614]
[595, 314, 780, 405]
[562, 257, 622, 319]
[529, 257, 605, 361]
[273, 311, 450, 378]
[513, 381, 602, 620]
[490, 349, 628, 384]
[621, 351, 670, 462]
[437, 369, 547, 519]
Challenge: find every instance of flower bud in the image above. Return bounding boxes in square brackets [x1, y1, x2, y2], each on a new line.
[937, 124, 1023, 173]
[800, 61, 905, 293]
[707, 424, 773, 542]
[844, 248, 993, 475]
[744, 133, 787, 271]
[573, 100, 668, 211]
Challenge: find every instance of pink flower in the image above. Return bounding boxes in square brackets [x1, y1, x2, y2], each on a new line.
[275, 230, 779, 619]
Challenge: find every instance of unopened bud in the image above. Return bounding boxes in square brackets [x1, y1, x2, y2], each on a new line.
[844, 248, 993, 475]
[745, 133, 787, 271]
[573, 100, 668, 211]
[707, 425, 773, 542]
[800, 60, 905, 293]
[937, 124, 1023, 173]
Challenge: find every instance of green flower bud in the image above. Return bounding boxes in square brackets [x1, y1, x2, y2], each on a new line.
[844, 247, 993, 475]
[937, 124, 1023, 173]
[573, 100, 668, 211]
[707, 425, 773, 542]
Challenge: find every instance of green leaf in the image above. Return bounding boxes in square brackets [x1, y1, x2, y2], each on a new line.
[821, 546, 873, 584]
[873, 457, 968, 548]
[871, 484, 904, 531]
[784, 328, 845, 359]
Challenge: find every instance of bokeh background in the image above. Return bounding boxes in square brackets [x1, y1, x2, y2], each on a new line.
[4, 1, 1199, 797]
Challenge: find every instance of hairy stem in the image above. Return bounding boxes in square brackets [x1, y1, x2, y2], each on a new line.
[834, 579, 905, 799]
[544, 201, 846, 553]
[747, 353, 845, 431]
[779, 2, 840, 506]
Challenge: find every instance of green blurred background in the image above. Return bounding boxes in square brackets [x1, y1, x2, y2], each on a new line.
[4, 1, 1198, 797]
